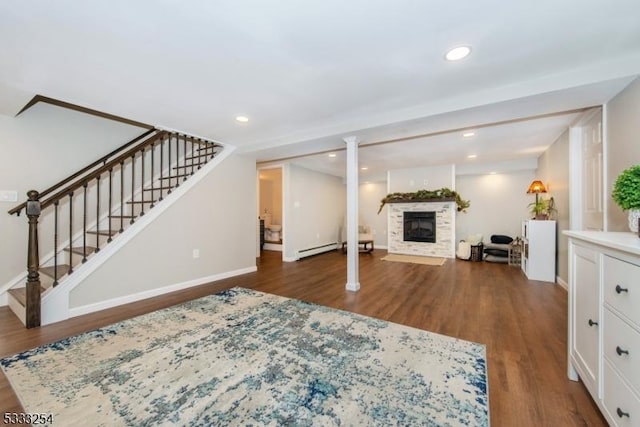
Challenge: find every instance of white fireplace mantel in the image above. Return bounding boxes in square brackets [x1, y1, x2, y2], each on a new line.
[387, 202, 456, 258]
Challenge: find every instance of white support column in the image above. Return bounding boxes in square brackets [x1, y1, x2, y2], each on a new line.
[344, 136, 360, 292]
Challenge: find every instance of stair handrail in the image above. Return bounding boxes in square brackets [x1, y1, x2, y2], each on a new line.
[36, 131, 169, 212]
[8, 128, 158, 216]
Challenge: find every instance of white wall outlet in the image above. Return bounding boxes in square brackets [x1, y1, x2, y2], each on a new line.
[0, 190, 18, 202]
[316, 233, 320, 239]
[294, 201, 301, 208]
[192, 249, 200, 259]
[373, 229, 377, 235]
[423, 179, 429, 186]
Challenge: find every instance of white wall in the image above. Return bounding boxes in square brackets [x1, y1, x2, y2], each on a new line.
[606, 77, 640, 231]
[538, 129, 570, 283]
[0, 103, 146, 289]
[284, 164, 346, 260]
[359, 182, 388, 247]
[455, 171, 535, 243]
[388, 164, 455, 193]
[70, 153, 256, 307]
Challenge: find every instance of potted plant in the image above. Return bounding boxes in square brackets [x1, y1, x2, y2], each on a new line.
[612, 164, 640, 232]
[528, 199, 549, 220]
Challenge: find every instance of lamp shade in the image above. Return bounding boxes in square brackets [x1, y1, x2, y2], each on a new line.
[527, 180, 547, 194]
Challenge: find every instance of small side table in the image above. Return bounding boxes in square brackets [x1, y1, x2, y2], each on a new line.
[342, 240, 374, 254]
[508, 241, 522, 266]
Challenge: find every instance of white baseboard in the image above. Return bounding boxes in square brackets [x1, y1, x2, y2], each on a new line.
[557, 276, 568, 291]
[68, 266, 257, 319]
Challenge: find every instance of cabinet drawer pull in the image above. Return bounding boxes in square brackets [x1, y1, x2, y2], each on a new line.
[588, 319, 598, 327]
[615, 284, 629, 294]
[616, 346, 630, 356]
[617, 407, 630, 418]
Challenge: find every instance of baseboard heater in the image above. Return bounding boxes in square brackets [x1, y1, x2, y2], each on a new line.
[296, 242, 339, 259]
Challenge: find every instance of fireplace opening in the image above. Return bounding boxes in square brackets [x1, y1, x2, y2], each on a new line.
[403, 211, 436, 243]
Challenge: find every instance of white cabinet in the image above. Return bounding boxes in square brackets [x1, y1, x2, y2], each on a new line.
[571, 244, 599, 396]
[521, 220, 556, 282]
[566, 231, 640, 427]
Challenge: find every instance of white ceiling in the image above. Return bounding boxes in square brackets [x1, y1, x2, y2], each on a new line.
[1, 1, 639, 178]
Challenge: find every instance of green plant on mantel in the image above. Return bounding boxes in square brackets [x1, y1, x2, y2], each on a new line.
[612, 165, 640, 210]
[377, 188, 470, 214]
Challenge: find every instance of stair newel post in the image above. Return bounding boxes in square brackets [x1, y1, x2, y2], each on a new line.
[107, 168, 113, 242]
[25, 190, 42, 329]
[95, 175, 101, 252]
[53, 200, 59, 287]
[140, 146, 145, 217]
[119, 161, 125, 233]
[82, 182, 88, 263]
[130, 153, 135, 224]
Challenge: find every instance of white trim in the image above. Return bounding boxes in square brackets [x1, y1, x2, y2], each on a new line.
[282, 256, 298, 262]
[556, 276, 569, 291]
[68, 266, 256, 319]
[297, 243, 338, 258]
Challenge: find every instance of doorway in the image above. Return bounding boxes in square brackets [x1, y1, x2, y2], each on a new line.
[258, 167, 284, 251]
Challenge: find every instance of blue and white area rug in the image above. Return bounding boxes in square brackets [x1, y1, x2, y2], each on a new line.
[1, 288, 488, 426]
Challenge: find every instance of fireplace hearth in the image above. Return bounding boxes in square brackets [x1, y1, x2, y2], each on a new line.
[403, 211, 436, 243]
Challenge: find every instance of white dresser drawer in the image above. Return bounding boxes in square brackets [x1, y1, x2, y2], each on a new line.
[604, 255, 640, 327]
[604, 309, 640, 394]
[603, 360, 640, 427]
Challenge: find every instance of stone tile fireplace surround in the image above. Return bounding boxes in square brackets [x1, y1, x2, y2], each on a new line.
[387, 201, 456, 258]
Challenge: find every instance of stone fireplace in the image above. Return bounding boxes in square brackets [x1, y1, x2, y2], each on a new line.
[388, 201, 455, 258]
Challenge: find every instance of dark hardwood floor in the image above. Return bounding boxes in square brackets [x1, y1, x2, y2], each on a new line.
[0, 250, 606, 426]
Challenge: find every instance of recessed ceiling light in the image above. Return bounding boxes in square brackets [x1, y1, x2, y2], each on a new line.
[467, 154, 477, 159]
[490, 171, 497, 175]
[445, 46, 471, 61]
[328, 153, 337, 158]
[235, 116, 249, 123]
[463, 131, 475, 138]
[361, 167, 368, 170]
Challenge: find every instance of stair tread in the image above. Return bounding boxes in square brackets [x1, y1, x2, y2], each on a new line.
[8, 285, 49, 307]
[184, 154, 214, 161]
[143, 186, 172, 191]
[87, 229, 119, 236]
[64, 246, 97, 256]
[40, 264, 71, 279]
[173, 164, 205, 169]
[160, 174, 190, 179]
